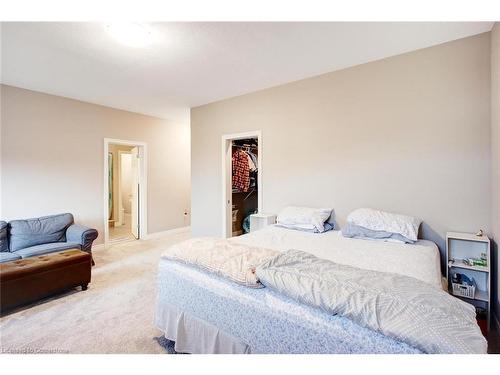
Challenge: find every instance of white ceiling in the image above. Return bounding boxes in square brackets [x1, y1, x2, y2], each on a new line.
[1, 22, 494, 123]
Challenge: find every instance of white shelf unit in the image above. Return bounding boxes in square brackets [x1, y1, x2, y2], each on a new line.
[446, 231, 491, 330]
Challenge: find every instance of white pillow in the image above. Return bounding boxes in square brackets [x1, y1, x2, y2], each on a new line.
[277, 206, 332, 233]
[347, 208, 421, 242]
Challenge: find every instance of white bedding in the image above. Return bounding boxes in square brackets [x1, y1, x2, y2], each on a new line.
[231, 225, 443, 289]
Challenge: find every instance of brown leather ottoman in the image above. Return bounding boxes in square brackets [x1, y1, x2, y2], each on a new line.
[0, 249, 91, 313]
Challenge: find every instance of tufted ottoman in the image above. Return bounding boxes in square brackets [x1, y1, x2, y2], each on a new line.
[0, 249, 91, 313]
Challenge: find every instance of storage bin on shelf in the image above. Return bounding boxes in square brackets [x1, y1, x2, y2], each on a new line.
[451, 282, 475, 299]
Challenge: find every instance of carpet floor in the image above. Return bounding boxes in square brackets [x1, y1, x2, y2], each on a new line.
[0, 230, 190, 354]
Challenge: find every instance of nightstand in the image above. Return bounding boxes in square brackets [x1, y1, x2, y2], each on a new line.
[446, 231, 491, 333]
[249, 213, 276, 232]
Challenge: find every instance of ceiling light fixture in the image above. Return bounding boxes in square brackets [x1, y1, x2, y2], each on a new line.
[105, 23, 154, 48]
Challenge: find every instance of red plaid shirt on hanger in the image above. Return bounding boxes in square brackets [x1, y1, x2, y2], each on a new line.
[232, 150, 250, 192]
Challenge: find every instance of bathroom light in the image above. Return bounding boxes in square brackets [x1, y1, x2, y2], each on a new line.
[105, 23, 153, 48]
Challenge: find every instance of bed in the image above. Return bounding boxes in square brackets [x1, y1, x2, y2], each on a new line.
[154, 225, 469, 354]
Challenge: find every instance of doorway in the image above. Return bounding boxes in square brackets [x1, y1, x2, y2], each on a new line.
[222, 131, 262, 238]
[104, 139, 147, 246]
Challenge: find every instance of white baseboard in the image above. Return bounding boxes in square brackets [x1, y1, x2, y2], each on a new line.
[144, 226, 191, 240]
[94, 226, 190, 249]
[92, 243, 105, 251]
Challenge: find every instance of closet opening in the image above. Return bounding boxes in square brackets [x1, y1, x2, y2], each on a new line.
[222, 131, 262, 238]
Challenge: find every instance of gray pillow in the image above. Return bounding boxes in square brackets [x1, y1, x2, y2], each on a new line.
[341, 222, 415, 244]
[0, 221, 8, 252]
[9, 213, 74, 252]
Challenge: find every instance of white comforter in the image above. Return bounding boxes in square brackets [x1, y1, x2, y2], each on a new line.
[161, 237, 278, 288]
[231, 225, 443, 289]
[256, 250, 486, 354]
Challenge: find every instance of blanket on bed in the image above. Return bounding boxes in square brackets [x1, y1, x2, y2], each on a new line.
[161, 237, 278, 288]
[256, 249, 487, 354]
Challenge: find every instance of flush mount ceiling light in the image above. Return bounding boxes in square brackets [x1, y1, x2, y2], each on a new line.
[105, 23, 154, 47]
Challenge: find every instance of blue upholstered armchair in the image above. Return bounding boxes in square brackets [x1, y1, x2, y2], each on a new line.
[0, 213, 98, 264]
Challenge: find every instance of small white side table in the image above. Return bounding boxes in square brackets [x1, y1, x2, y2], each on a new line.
[249, 213, 277, 232]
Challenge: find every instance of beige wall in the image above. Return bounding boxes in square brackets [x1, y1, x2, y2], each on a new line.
[120, 153, 133, 214]
[191, 32, 492, 267]
[1, 85, 191, 244]
[108, 144, 133, 222]
[491, 23, 500, 324]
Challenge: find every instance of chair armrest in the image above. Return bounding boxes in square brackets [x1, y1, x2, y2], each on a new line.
[66, 224, 98, 253]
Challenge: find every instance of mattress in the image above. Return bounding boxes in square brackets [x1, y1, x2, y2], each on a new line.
[231, 225, 443, 289]
[155, 260, 421, 354]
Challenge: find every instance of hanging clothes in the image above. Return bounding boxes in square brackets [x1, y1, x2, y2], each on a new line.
[232, 150, 250, 192]
[246, 149, 258, 189]
[247, 150, 258, 170]
[246, 152, 256, 172]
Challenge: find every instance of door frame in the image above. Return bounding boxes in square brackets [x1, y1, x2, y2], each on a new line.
[103, 138, 148, 247]
[221, 130, 262, 238]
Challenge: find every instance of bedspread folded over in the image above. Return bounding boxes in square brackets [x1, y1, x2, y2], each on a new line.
[256, 250, 487, 354]
[161, 237, 278, 288]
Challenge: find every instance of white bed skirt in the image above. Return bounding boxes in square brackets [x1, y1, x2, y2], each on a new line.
[155, 303, 251, 354]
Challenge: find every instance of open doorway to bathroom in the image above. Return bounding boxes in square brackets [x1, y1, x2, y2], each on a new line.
[109, 145, 137, 242]
[104, 139, 147, 246]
